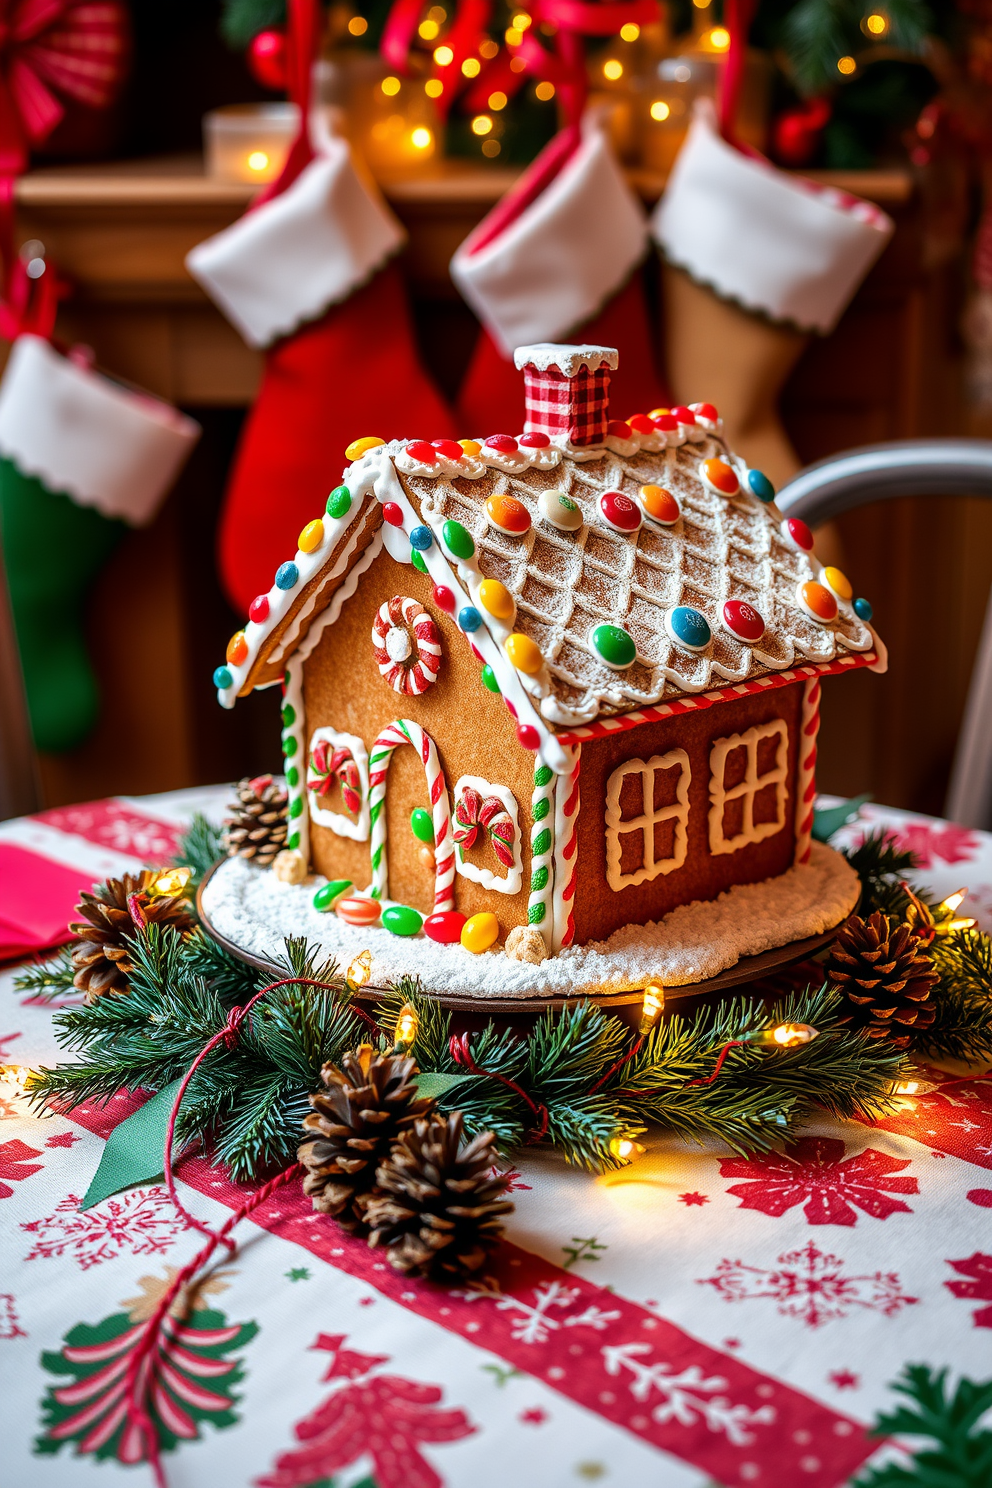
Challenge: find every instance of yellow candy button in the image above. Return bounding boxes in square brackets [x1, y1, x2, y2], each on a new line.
[461, 911, 499, 954]
[344, 436, 385, 462]
[648, 407, 671, 419]
[298, 518, 324, 553]
[505, 632, 544, 674]
[226, 630, 248, 665]
[459, 438, 482, 457]
[479, 578, 515, 621]
[822, 566, 853, 603]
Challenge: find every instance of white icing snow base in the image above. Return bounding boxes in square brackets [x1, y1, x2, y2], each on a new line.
[201, 842, 859, 1000]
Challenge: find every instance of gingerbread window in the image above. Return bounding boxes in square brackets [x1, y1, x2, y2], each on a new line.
[605, 751, 691, 890]
[708, 720, 788, 857]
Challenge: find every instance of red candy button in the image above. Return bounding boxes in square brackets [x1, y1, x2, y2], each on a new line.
[406, 440, 439, 463]
[517, 723, 540, 749]
[723, 599, 765, 643]
[519, 431, 550, 448]
[607, 420, 632, 439]
[382, 502, 404, 527]
[249, 594, 269, 624]
[432, 584, 455, 612]
[652, 413, 679, 431]
[692, 402, 719, 421]
[671, 405, 697, 425]
[700, 458, 740, 496]
[432, 438, 464, 459]
[627, 414, 655, 434]
[782, 517, 814, 553]
[599, 489, 642, 534]
[423, 910, 467, 944]
[485, 434, 518, 452]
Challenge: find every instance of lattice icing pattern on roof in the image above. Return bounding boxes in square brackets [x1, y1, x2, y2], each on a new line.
[405, 435, 873, 728]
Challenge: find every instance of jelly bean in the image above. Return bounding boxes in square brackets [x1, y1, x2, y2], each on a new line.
[382, 502, 404, 527]
[383, 904, 423, 937]
[539, 488, 583, 531]
[853, 596, 873, 622]
[627, 413, 656, 434]
[411, 550, 428, 574]
[666, 605, 711, 651]
[723, 599, 765, 643]
[275, 561, 298, 590]
[648, 407, 671, 418]
[700, 458, 740, 496]
[486, 494, 531, 535]
[432, 438, 464, 459]
[226, 631, 248, 666]
[607, 420, 633, 439]
[797, 580, 838, 624]
[519, 431, 550, 447]
[692, 402, 719, 421]
[458, 606, 482, 632]
[747, 469, 775, 503]
[417, 845, 436, 871]
[592, 623, 636, 669]
[481, 664, 501, 693]
[461, 911, 499, 953]
[336, 896, 381, 926]
[443, 519, 475, 559]
[409, 524, 434, 550]
[479, 579, 515, 621]
[424, 910, 467, 943]
[459, 439, 482, 457]
[822, 566, 853, 602]
[213, 665, 233, 689]
[248, 594, 269, 624]
[516, 723, 540, 749]
[406, 440, 439, 463]
[639, 484, 680, 526]
[433, 584, 456, 612]
[313, 879, 352, 912]
[411, 807, 435, 843]
[505, 633, 544, 674]
[781, 517, 814, 553]
[298, 518, 324, 553]
[599, 489, 642, 534]
[485, 433, 518, 452]
[652, 413, 679, 431]
[344, 436, 384, 461]
[326, 485, 351, 519]
[286, 765, 299, 787]
[671, 405, 696, 424]
[281, 703, 295, 724]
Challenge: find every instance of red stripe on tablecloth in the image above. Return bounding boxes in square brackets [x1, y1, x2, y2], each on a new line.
[30, 800, 184, 862]
[865, 1075, 992, 1169]
[67, 1094, 876, 1488]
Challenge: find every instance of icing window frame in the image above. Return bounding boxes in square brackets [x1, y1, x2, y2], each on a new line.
[708, 719, 789, 857]
[452, 776, 523, 896]
[604, 750, 691, 890]
[306, 727, 370, 841]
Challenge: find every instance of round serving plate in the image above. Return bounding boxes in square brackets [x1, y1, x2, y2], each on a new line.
[196, 860, 850, 1017]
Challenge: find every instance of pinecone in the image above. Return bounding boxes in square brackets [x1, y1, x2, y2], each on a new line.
[222, 774, 289, 867]
[366, 1112, 514, 1283]
[824, 909, 938, 1049]
[69, 871, 195, 1003]
[298, 1046, 435, 1232]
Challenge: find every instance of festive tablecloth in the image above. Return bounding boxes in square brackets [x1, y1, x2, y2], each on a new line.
[2, 788, 991, 1488]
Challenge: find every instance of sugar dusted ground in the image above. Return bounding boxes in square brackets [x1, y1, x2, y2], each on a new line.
[201, 842, 859, 999]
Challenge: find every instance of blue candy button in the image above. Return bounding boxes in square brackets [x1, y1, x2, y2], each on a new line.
[213, 665, 233, 689]
[853, 597, 873, 622]
[275, 561, 299, 590]
[410, 525, 434, 551]
[666, 605, 711, 651]
[747, 469, 775, 503]
[458, 606, 482, 632]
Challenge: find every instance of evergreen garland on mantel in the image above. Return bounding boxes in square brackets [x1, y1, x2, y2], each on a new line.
[18, 819, 992, 1182]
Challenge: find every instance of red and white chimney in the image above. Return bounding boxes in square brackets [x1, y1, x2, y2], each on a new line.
[513, 343, 619, 448]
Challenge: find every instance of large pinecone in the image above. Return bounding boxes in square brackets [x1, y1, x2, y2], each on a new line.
[366, 1112, 514, 1283]
[298, 1047, 435, 1232]
[824, 909, 938, 1049]
[222, 774, 289, 867]
[69, 871, 195, 1003]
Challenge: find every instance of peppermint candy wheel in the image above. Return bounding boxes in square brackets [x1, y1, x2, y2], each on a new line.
[453, 787, 516, 869]
[371, 595, 442, 695]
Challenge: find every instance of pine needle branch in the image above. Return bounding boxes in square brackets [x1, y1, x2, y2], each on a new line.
[173, 812, 224, 886]
[13, 947, 75, 1001]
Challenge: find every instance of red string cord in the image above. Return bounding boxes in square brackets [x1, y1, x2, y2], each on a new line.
[588, 1037, 644, 1095]
[449, 1032, 549, 1141]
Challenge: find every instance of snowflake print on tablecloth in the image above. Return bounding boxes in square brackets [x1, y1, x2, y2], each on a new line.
[719, 1136, 918, 1225]
[601, 1344, 776, 1446]
[1, 1293, 26, 1339]
[256, 1333, 476, 1488]
[45, 1131, 81, 1149]
[37, 801, 181, 860]
[678, 1192, 709, 1207]
[944, 1252, 992, 1328]
[699, 1241, 918, 1328]
[35, 1270, 257, 1465]
[0, 1138, 44, 1197]
[22, 1187, 191, 1270]
[456, 1278, 621, 1345]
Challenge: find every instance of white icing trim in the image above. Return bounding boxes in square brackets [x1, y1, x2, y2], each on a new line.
[452, 775, 523, 895]
[604, 750, 691, 891]
[513, 343, 620, 376]
[306, 727, 370, 841]
[708, 720, 789, 856]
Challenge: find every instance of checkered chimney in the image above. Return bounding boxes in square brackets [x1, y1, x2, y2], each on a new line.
[513, 343, 620, 448]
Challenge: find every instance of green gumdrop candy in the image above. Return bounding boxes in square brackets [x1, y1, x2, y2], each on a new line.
[410, 807, 434, 843]
[314, 879, 352, 911]
[382, 904, 423, 937]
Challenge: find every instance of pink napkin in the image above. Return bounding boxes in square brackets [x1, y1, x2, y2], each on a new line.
[0, 844, 90, 960]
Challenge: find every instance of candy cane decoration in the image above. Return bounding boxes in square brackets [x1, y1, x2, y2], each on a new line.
[552, 744, 581, 951]
[368, 720, 455, 910]
[309, 739, 362, 816]
[794, 676, 820, 866]
[453, 787, 515, 868]
[371, 594, 442, 695]
[528, 763, 556, 946]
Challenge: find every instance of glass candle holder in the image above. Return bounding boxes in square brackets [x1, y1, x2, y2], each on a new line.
[203, 103, 300, 184]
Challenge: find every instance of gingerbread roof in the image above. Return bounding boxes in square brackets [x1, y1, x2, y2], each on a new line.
[213, 345, 883, 775]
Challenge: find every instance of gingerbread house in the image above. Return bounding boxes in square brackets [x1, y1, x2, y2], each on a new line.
[209, 343, 882, 992]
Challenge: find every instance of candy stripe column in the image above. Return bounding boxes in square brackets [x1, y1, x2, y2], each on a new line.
[794, 677, 820, 866]
[552, 744, 581, 951]
[280, 657, 310, 864]
[527, 763, 556, 949]
[367, 719, 454, 910]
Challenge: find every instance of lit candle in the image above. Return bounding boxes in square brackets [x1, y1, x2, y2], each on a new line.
[204, 104, 300, 184]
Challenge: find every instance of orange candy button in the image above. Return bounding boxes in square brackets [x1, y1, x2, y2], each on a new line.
[798, 581, 838, 624]
[822, 566, 853, 603]
[639, 484, 680, 526]
[226, 630, 248, 665]
[486, 494, 531, 536]
[700, 458, 740, 496]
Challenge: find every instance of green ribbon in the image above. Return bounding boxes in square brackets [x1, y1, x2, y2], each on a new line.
[812, 793, 871, 844]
